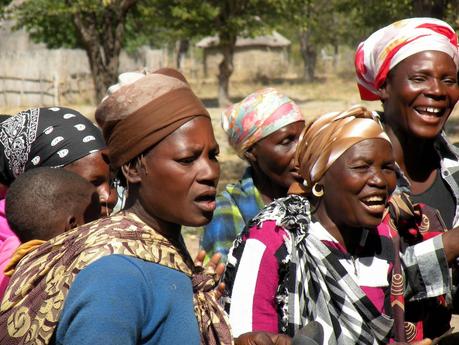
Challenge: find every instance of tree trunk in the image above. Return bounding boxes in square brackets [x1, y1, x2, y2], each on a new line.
[412, 0, 448, 18]
[299, 30, 317, 82]
[217, 34, 236, 107]
[176, 39, 189, 70]
[71, 0, 136, 102]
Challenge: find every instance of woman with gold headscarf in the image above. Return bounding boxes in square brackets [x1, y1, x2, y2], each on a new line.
[222, 105, 454, 345]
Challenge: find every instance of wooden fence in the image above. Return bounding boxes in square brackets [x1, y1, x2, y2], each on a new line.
[0, 73, 97, 108]
[0, 75, 60, 107]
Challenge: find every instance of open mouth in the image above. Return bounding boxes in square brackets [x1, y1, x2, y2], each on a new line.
[360, 195, 386, 215]
[194, 193, 217, 212]
[195, 194, 216, 202]
[414, 106, 446, 122]
[290, 170, 303, 182]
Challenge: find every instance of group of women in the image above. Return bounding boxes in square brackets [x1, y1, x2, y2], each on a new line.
[0, 16, 458, 345]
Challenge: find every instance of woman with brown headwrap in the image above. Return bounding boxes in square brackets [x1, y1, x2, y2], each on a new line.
[0, 69, 234, 345]
[223, 105, 453, 344]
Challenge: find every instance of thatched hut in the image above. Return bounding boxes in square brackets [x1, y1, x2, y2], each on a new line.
[196, 31, 290, 81]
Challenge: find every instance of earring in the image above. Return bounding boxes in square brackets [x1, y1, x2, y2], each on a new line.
[312, 183, 324, 197]
[139, 154, 148, 175]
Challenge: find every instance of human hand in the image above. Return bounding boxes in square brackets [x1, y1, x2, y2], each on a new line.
[194, 250, 226, 299]
[235, 332, 291, 345]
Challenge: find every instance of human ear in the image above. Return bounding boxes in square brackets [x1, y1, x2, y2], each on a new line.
[244, 147, 257, 163]
[379, 81, 390, 102]
[65, 216, 78, 232]
[121, 161, 142, 184]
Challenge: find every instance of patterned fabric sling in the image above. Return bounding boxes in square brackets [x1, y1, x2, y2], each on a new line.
[382, 192, 451, 341]
[0, 211, 233, 345]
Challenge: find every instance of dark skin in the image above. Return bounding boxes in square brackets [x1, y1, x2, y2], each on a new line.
[379, 50, 459, 272]
[315, 139, 397, 254]
[122, 117, 220, 248]
[380, 51, 459, 195]
[64, 150, 117, 216]
[122, 116, 292, 344]
[245, 121, 305, 204]
[313, 139, 434, 345]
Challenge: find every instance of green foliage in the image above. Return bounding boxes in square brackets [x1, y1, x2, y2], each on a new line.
[10, 0, 79, 48]
[153, 0, 284, 41]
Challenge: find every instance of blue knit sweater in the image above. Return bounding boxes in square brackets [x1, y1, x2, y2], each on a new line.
[51, 254, 200, 345]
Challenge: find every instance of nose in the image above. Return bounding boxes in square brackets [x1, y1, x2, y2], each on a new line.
[98, 183, 118, 215]
[368, 168, 386, 188]
[198, 158, 220, 187]
[425, 78, 446, 99]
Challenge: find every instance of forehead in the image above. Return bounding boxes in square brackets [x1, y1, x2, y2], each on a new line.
[65, 151, 109, 179]
[259, 121, 305, 142]
[391, 50, 457, 76]
[338, 138, 393, 162]
[149, 116, 216, 154]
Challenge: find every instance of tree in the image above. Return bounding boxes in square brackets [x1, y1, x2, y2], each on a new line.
[156, 0, 282, 107]
[7, 0, 138, 102]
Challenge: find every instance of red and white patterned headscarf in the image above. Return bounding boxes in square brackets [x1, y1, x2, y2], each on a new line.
[355, 17, 459, 101]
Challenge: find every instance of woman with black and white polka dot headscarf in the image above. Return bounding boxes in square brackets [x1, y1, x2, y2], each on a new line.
[0, 107, 117, 215]
[0, 107, 105, 181]
[0, 106, 118, 297]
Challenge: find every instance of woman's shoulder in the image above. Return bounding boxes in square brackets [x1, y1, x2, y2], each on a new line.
[79, 254, 191, 286]
[248, 194, 311, 231]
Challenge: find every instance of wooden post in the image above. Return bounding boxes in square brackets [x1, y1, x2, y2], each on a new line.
[2, 78, 7, 107]
[20, 77, 24, 107]
[53, 73, 59, 105]
[39, 76, 44, 106]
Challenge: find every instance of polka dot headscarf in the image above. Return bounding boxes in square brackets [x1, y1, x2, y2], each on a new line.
[0, 107, 106, 184]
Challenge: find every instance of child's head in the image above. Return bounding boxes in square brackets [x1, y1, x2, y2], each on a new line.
[6, 167, 101, 242]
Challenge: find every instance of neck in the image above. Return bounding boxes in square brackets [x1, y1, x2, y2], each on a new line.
[124, 195, 183, 247]
[314, 207, 365, 255]
[251, 166, 287, 204]
[384, 125, 439, 184]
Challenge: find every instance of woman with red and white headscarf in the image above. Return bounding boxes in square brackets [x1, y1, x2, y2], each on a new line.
[355, 17, 459, 341]
[355, 17, 459, 229]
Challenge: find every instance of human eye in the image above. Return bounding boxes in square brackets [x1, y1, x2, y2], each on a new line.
[383, 162, 396, 172]
[409, 74, 427, 83]
[279, 135, 296, 146]
[90, 177, 104, 187]
[209, 147, 220, 161]
[349, 162, 369, 170]
[176, 154, 198, 165]
[442, 76, 457, 86]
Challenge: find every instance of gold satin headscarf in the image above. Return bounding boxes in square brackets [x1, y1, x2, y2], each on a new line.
[289, 105, 391, 195]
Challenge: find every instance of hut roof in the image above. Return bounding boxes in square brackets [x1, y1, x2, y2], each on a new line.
[196, 31, 290, 49]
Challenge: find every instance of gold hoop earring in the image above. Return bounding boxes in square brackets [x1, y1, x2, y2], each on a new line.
[312, 183, 324, 197]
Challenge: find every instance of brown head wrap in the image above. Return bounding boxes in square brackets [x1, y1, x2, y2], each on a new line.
[289, 105, 391, 195]
[95, 68, 210, 168]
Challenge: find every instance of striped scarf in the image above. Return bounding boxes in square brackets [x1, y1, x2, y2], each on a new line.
[250, 194, 402, 344]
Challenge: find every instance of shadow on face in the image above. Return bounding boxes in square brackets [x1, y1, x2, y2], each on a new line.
[316, 139, 397, 231]
[134, 116, 221, 227]
[246, 121, 305, 193]
[64, 150, 117, 216]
